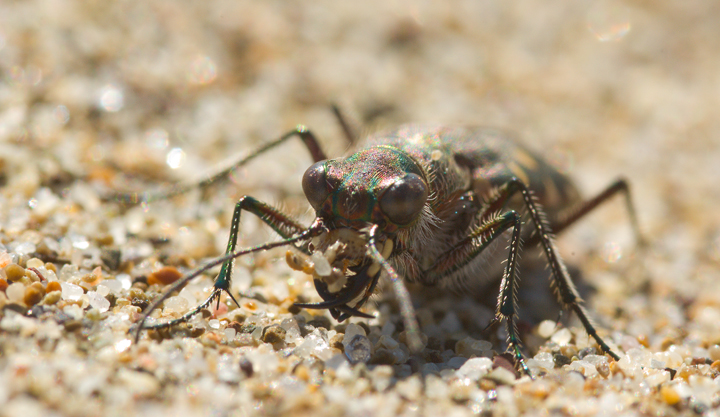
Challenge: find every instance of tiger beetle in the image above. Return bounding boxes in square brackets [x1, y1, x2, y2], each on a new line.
[122, 109, 642, 377]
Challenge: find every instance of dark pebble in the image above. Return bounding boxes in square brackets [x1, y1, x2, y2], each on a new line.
[239, 357, 254, 377]
[307, 316, 332, 330]
[63, 319, 83, 331]
[261, 325, 287, 344]
[3, 302, 28, 315]
[131, 297, 149, 310]
[553, 353, 572, 367]
[369, 348, 396, 365]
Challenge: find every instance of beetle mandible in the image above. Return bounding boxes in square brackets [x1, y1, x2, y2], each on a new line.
[124, 113, 642, 376]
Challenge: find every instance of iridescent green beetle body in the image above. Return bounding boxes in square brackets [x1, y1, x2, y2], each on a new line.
[127, 119, 642, 377]
[358, 125, 582, 287]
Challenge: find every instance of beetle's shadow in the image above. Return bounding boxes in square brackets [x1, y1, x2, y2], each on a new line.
[397, 251, 594, 352]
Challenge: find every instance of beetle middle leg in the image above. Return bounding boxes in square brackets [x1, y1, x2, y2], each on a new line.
[498, 178, 621, 361]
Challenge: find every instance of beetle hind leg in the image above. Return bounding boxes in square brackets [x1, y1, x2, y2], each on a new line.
[500, 178, 621, 361]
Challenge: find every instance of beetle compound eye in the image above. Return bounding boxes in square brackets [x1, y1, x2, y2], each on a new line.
[302, 160, 330, 211]
[379, 173, 428, 225]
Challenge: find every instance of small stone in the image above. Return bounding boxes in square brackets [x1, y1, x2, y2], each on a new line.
[559, 345, 578, 359]
[82, 267, 102, 284]
[87, 291, 110, 312]
[147, 266, 182, 286]
[530, 351, 555, 372]
[377, 335, 399, 350]
[578, 347, 598, 359]
[3, 302, 27, 314]
[23, 282, 45, 306]
[5, 264, 26, 283]
[0, 278, 8, 292]
[595, 361, 610, 378]
[63, 319, 83, 331]
[239, 357, 254, 377]
[396, 375, 422, 401]
[449, 378, 473, 401]
[26, 258, 44, 269]
[86, 308, 103, 321]
[655, 351, 683, 368]
[329, 333, 344, 350]
[447, 356, 468, 369]
[455, 336, 493, 357]
[262, 326, 287, 345]
[553, 353, 572, 367]
[117, 369, 160, 398]
[42, 291, 62, 305]
[645, 370, 670, 386]
[307, 315, 332, 330]
[456, 357, 493, 380]
[131, 297, 149, 310]
[566, 360, 596, 377]
[95, 284, 110, 297]
[101, 279, 123, 293]
[492, 355, 516, 374]
[163, 296, 189, 314]
[342, 323, 367, 347]
[370, 348, 396, 365]
[6, 282, 26, 303]
[551, 328, 572, 345]
[690, 357, 708, 366]
[345, 334, 372, 364]
[537, 320, 557, 338]
[421, 363, 440, 376]
[660, 385, 681, 405]
[46, 281, 62, 293]
[61, 282, 84, 301]
[486, 366, 516, 385]
[708, 345, 720, 361]
[224, 328, 236, 340]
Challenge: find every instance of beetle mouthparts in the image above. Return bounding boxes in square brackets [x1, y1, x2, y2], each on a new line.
[293, 258, 381, 321]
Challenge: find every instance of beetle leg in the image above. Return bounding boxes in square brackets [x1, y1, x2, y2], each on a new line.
[424, 209, 528, 374]
[495, 178, 621, 361]
[425, 177, 623, 373]
[527, 178, 645, 247]
[137, 196, 308, 333]
[109, 126, 328, 204]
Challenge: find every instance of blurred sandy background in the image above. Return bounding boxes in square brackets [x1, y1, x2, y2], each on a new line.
[1, 1, 720, 416]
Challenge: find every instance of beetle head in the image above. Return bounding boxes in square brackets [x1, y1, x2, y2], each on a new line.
[302, 146, 429, 232]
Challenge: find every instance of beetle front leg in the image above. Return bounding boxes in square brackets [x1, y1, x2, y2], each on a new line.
[140, 196, 307, 332]
[424, 209, 529, 375]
